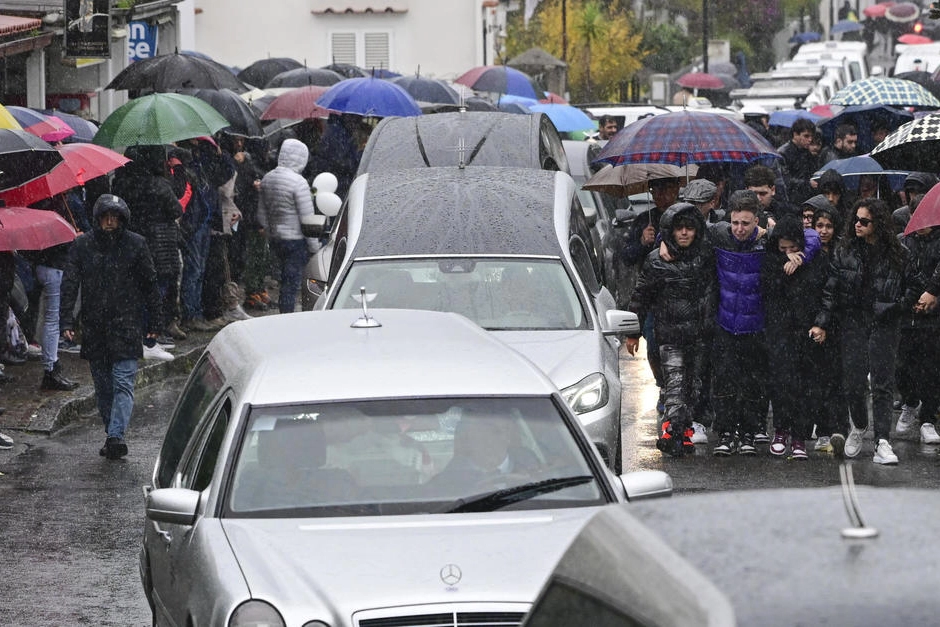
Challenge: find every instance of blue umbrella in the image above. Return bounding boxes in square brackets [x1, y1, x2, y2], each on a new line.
[371, 68, 401, 79]
[831, 19, 864, 34]
[315, 77, 422, 117]
[530, 103, 595, 132]
[768, 109, 823, 127]
[812, 154, 909, 191]
[819, 104, 914, 153]
[789, 31, 822, 44]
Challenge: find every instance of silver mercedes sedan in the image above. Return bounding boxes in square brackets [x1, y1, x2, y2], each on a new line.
[140, 308, 670, 627]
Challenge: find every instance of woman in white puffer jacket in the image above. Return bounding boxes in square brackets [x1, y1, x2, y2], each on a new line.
[258, 138, 317, 313]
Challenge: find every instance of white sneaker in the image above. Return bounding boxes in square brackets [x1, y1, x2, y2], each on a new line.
[0, 431, 12, 449]
[896, 402, 921, 434]
[920, 423, 940, 444]
[844, 427, 864, 458]
[690, 421, 708, 444]
[872, 438, 898, 465]
[814, 435, 832, 452]
[142, 344, 175, 362]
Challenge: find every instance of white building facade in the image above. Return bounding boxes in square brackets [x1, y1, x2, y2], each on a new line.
[191, 0, 512, 81]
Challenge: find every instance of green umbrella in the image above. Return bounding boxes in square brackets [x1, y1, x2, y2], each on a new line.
[93, 93, 230, 148]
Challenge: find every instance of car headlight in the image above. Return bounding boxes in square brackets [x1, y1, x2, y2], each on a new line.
[229, 600, 285, 627]
[306, 277, 325, 296]
[561, 373, 609, 414]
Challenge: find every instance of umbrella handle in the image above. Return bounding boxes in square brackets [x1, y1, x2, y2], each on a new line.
[58, 194, 79, 232]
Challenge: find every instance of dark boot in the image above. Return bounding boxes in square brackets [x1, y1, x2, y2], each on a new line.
[41, 361, 79, 391]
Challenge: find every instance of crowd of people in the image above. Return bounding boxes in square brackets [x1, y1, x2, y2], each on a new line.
[0, 113, 369, 454]
[620, 140, 937, 465]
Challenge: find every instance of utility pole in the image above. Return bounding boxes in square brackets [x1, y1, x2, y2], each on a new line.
[702, 0, 709, 73]
[562, 0, 568, 63]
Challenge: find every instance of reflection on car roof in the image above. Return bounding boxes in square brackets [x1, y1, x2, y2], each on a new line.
[352, 167, 564, 258]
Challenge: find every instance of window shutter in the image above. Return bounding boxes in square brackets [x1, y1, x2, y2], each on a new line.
[363, 32, 390, 71]
[330, 32, 357, 65]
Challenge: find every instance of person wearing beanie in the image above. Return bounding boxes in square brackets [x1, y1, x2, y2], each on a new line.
[60, 194, 162, 460]
[893, 172, 939, 234]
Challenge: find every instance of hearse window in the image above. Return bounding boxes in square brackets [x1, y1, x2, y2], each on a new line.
[156, 356, 225, 488]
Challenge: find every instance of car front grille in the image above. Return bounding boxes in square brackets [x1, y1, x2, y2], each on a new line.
[357, 610, 526, 627]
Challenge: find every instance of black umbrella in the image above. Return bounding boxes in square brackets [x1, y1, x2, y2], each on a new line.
[176, 88, 264, 138]
[322, 63, 369, 79]
[265, 67, 344, 89]
[0, 129, 63, 192]
[106, 52, 248, 93]
[237, 57, 303, 88]
[390, 76, 461, 104]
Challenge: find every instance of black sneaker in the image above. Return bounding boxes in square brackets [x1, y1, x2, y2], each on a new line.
[41, 368, 79, 391]
[738, 433, 757, 456]
[713, 432, 736, 456]
[104, 436, 128, 460]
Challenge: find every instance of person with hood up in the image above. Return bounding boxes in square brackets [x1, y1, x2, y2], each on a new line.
[816, 168, 852, 218]
[59, 195, 162, 460]
[258, 138, 318, 314]
[800, 194, 835, 229]
[761, 215, 829, 459]
[892, 172, 938, 234]
[627, 203, 717, 457]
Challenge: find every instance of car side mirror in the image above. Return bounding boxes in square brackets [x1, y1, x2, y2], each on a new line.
[614, 208, 633, 225]
[146, 487, 200, 526]
[619, 470, 673, 500]
[300, 213, 328, 238]
[582, 203, 598, 227]
[603, 310, 640, 336]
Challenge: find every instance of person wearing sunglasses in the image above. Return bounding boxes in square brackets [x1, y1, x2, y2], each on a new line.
[809, 199, 925, 465]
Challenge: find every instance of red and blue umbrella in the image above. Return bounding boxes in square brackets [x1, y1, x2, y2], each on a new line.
[315, 77, 422, 117]
[593, 110, 779, 167]
[455, 65, 543, 100]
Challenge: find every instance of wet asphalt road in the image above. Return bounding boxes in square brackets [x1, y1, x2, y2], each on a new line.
[2, 350, 940, 625]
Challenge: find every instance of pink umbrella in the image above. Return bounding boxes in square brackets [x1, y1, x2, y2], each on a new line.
[904, 182, 940, 234]
[261, 85, 332, 120]
[898, 33, 933, 44]
[676, 72, 725, 90]
[863, 1, 895, 18]
[0, 206, 76, 251]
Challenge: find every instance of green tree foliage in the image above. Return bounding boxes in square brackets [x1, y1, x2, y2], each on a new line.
[506, 0, 644, 101]
[640, 22, 693, 73]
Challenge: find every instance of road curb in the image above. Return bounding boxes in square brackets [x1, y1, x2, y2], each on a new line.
[25, 344, 207, 434]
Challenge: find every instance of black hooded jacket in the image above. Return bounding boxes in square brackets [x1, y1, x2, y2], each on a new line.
[60, 197, 161, 362]
[627, 203, 717, 345]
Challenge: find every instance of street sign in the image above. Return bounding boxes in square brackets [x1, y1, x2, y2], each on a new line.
[128, 20, 158, 62]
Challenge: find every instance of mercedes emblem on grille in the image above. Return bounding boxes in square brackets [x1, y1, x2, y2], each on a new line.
[440, 563, 462, 586]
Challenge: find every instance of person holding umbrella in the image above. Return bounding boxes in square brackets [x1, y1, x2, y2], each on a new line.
[809, 198, 925, 464]
[60, 195, 162, 460]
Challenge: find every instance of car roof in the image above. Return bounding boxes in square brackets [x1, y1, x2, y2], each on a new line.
[206, 309, 559, 405]
[346, 166, 571, 258]
[357, 111, 570, 175]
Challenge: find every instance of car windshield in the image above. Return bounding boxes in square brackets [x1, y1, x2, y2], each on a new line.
[225, 397, 606, 518]
[331, 258, 588, 330]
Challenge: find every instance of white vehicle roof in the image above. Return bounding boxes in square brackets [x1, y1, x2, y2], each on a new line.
[206, 309, 559, 405]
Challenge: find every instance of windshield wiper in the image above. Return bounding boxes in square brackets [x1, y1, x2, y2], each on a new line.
[440, 475, 595, 514]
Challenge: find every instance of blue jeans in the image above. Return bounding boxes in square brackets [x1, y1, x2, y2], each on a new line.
[180, 223, 210, 321]
[271, 238, 308, 314]
[35, 265, 62, 371]
[89, 358, 138, 440]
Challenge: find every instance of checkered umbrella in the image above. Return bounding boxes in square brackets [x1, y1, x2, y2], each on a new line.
[829, 77, 940, 108]
[870, 112, 940, 171]
[593, 110, 779, 167]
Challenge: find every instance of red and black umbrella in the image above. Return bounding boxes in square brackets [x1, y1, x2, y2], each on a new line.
[454, 65, 543, 100]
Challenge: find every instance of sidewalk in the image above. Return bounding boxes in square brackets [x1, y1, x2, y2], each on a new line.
[0, 327, 216, 435]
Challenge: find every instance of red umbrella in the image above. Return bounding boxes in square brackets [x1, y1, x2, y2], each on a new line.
[904, 183, 940, 234]
[0, 206, 76, 250]
[676, 72, 725, 90]
[260, 85, 332, 120]
[898, 34, 933, 44]
[864, 1, 895, 17]
[809, 103, 841, 117]
[0, 143, 129, 207]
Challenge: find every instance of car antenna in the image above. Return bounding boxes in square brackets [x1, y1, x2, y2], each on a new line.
[351, 286, 381, 328]
[838, 463, 878, 539]
[456, 136, 467, 169]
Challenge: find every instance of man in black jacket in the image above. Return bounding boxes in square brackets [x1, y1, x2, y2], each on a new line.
[778, 118, 818, 205]
[60, 195, 162, 460]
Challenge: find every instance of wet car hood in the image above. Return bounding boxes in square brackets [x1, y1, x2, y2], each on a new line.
[494, 330, 614, 390]
[221, 509, 597, 619]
